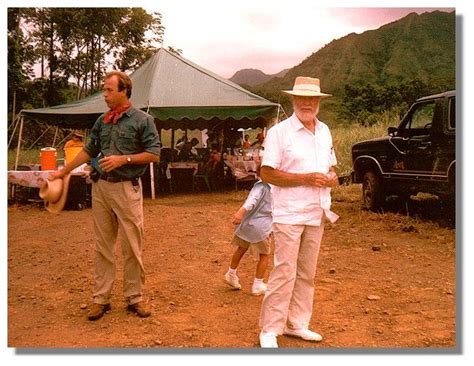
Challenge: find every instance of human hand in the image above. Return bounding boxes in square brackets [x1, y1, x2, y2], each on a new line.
[326, 171, 339, 187]
[99, 155, 126, 173]
[48, 169, 67, 181]
[305, 172, 329, 187]
[232, 213, 243, 225]
[232, 208, 246, 225]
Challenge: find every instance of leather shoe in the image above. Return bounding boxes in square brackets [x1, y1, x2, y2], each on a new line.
[87, 303, 111, 321]
[127, 302, 151, 318]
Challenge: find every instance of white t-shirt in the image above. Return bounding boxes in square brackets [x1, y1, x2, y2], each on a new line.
[262, 113, 339, 226]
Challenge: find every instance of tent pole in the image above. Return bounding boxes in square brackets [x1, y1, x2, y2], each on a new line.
[150, 162, 155, 200]
[11, 116, 25, 199]
[146, 103, 155, 200]
[12, 90, 16, 127]
[278, 104, 289, 120]
[14, 116, 24, 171]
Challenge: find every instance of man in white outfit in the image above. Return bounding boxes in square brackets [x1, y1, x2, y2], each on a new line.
[258, 76, 339, 348]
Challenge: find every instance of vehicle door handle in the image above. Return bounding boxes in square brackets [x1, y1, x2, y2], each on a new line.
[417, 141, 432, 149]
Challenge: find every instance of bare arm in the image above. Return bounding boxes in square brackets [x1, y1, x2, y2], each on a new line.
[260, 165, 337, 188]
[99, 152, 160, 173]
[48, 149, 92, 180]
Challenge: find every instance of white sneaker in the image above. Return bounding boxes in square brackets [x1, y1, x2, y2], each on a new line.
[259, 331, 278, 348]
[283, 327, 323, 342]
[251, 282, 267, 296]
[224, 271, 241, 290]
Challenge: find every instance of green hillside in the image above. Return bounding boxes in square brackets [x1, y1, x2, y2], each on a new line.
[252, 11, 455, 121]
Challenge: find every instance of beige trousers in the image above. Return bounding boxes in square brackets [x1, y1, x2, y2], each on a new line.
[91, 179, 145, 305]
[259, 222, 325, 334]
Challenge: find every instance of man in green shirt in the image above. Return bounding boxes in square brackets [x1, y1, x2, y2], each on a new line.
[49, 71, 161, 321]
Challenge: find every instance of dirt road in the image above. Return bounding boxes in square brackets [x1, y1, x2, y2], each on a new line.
[7, 188, 456, 349]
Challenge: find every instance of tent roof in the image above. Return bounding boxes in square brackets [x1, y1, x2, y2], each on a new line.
[21, 48, 279, 130]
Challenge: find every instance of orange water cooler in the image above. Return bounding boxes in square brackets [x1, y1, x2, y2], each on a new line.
[40, 147, 57, 170]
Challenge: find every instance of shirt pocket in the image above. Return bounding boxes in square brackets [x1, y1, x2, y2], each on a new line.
[118, 128, 139, 154]
[284, 144, 312, 172]
[99, 129, 111, 153]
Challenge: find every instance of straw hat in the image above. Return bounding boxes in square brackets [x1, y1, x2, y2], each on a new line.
[282, 76, 332, 97]
[39, 174, 71, 214]
[72, 130, 84, 138]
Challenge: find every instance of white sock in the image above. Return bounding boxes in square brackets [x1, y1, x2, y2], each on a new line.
[253, 278, 264, 284]
[228, 267, 237, 275]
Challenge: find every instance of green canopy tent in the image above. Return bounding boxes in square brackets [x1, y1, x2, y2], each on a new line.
[20, 47, 280, 130]
[15, 48, 281, 198]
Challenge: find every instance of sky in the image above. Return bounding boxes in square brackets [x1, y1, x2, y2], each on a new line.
[148, 0, 454, 78]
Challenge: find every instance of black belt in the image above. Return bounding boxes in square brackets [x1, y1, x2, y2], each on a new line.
[99, 175, 139, 184]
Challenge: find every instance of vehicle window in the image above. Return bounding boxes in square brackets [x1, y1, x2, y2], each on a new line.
[408, 102, 435, 130]
[449, 97, 455, 129]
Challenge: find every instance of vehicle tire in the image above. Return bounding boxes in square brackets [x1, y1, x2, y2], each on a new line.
[362, 171, 385, 211]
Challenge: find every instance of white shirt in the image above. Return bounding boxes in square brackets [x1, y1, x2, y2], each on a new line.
[262, 113, 339, 226]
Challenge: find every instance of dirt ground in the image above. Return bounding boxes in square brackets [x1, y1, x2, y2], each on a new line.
[7, 187, 456, 350]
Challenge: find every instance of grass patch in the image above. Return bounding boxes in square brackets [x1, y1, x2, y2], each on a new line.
[331, 112, 399, 177]
[8, 148, 47, 169]
[332, 183, 362, 203]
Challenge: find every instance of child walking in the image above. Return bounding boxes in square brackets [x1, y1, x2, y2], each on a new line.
[224, 165, 272, 296]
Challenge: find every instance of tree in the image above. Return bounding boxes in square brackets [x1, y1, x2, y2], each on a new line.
[9, 7, 165, 111]
[8, 7, 167, 149]
[339, 79, 439, 125]
[7, 8, 36, 120]
[114, 9, 165, 72]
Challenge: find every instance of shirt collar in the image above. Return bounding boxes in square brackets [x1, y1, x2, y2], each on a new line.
[123, 104, 134, 117]
[289, 113, 322, 132]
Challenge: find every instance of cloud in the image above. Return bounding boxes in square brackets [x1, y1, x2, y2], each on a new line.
[150, 2, 454, 78]
[326, 7, 454, 29]
[242, 11, 280, 33]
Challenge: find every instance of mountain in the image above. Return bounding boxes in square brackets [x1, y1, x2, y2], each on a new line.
[257, 11, 455, 95]
[229, 68, 289, 86]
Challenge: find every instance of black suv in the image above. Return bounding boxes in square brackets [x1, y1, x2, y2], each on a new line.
[351, 90, 456, 211]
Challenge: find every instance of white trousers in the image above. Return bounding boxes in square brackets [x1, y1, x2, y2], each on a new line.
[259, 222, 325, 334]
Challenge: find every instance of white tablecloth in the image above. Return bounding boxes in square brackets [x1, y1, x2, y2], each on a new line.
[8, 171, 53, 188]
[224, 159, 257, 179]
[225, 159, 256, 171]
[8, 164, 89, 188]
[166, 162, 199, 179]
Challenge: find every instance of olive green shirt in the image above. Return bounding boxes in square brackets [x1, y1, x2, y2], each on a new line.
[84, 105, 161, 179]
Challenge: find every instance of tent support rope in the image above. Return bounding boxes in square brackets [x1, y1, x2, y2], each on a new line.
[25, 125, 52, 151]
[52, 127, 59, 147]
[8, 114, 22, 149]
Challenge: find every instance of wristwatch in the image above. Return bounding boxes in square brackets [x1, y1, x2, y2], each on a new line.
[126, 156, 132, 164]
